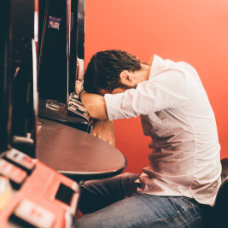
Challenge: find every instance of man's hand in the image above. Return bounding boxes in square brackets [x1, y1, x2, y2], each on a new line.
[92, 120, 115, 146]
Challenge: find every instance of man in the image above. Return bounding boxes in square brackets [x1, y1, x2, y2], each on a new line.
[75, 50, 221, 227]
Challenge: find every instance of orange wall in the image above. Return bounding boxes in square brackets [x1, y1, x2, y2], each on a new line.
[85, 0, 228, 173]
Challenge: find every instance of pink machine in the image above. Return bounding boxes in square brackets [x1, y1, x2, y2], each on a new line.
[0, 149, 80, 228]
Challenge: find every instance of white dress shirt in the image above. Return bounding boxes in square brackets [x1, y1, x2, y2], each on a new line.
[104, 55, 221, 206]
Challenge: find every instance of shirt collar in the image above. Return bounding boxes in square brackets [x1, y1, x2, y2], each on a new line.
[149, 55, 167, 80]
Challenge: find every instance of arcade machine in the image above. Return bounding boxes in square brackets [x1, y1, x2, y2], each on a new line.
[38, 0, 92, 132]
[0, 1, 80, 227]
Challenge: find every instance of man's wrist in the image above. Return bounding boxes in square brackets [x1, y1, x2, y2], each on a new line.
[75, 80, 84, 96]
[79, 89, 86, 99]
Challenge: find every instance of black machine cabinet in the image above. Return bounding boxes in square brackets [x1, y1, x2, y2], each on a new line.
[0, 2, 80, 227]
[0, 1, 13, 152]
[1, 0, 38, 157]
[38, 0, 91, 132]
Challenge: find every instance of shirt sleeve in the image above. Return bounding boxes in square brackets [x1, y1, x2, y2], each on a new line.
[104, 69, 190, 120]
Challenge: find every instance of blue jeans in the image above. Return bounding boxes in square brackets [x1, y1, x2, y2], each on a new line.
[75, 173, 210, 228]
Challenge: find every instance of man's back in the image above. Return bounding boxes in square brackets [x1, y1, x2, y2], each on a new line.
[105, 55, 221, 206]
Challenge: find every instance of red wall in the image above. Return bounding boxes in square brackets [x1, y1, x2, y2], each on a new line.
[85, 0, 228, 173]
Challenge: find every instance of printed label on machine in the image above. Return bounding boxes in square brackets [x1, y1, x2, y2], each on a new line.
[48, 16, 61, 30]
[6, 148, 36, 170]
[14, 199, 55, 228]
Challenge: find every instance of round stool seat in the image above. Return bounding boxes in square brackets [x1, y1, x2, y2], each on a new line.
[37, 118, 126, 180]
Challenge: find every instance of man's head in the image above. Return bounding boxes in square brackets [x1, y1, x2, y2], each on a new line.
[83, 50, 142, 95]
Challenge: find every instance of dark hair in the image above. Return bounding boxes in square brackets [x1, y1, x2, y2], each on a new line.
[83, 50, 141, 94]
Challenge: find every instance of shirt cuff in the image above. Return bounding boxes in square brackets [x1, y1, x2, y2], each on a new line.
[104, 93, 122, 120]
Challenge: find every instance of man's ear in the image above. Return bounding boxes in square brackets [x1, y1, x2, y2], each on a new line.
[120, 70, 134, 86]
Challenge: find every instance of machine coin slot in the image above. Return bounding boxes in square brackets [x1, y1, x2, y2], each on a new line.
[55, 183, 75, 205]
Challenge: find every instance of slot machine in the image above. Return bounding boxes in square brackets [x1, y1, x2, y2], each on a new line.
[0, 1, 80, 227]
[38, 0, 92, 132]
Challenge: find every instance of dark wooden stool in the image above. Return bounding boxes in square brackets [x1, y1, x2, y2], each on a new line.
[36, 117, 126, 181]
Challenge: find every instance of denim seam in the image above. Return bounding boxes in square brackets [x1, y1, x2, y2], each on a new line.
[136, 202, 200, 227]
[180, 215, 201, 228]
[139, 212, 201, 228]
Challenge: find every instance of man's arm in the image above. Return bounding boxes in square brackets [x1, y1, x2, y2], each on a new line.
[80, 91, 108, 120]
[80, 91, 115, 146]
[91, 120, 115, 146]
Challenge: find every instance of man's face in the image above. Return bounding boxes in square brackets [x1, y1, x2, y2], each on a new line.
[111, 87, 127, 94]
[99, 87, 126, 96]
[99, 85, 133, 96]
